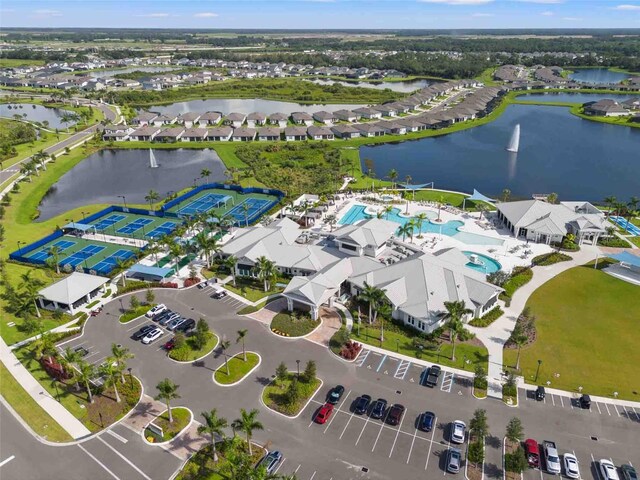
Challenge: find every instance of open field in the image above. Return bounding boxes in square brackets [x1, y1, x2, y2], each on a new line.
[503, 265, 640, 400]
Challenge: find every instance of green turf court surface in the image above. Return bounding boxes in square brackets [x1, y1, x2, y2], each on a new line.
[24, 236, 138, 275]
[166, 188, 278, 224]
[87, 212, 178, 240]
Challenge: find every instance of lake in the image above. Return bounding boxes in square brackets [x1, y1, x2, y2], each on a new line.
[361, 104, 640, 202]
[307, 78, 431, 93]
[0, 103, 76, 130]
[89, 66, 176, 79]
[568, 68, 631, 85]
[518, 92, 635, 104]
[37, 149, 225, 220]
[145, 98, 364, 116]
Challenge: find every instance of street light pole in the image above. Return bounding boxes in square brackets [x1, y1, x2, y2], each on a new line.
[128, 367, 133, 388]
[118, 195, 127, 210]
[535, 359, 543, 382]
[296, 360, 300, 380]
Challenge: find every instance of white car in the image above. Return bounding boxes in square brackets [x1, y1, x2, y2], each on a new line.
[146, 304, 166, 318]
[600, 460, 620, 480]
[450, 420, 466, 444]
[563, 453, 580, 479]
[141, 328, 163, 344]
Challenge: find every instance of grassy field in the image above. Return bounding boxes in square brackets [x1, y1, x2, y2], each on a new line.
[214, 352, 260, 385]
[0, 361, 73, 442]
[262, 373, 321, 416]
[0, 58, 46, 68]
[503, 265, 640, 400]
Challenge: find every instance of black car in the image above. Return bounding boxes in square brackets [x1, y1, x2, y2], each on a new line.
[175, 318, 196, 333]
[153, 310, 173, 323]
[387, 404, 405, 426]
[133, 324, 156, 340]
[622, 464, 638, 480]
[535, 386, 546, 401]
[354, 394, 371, 415]
[328, 385, 345, 405]
[579, 394, 591, 409]
[419, 411, 436, 432]
[370, 398, 387, 419]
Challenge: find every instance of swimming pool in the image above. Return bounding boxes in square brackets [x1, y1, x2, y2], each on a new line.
[339, 204, 504, 246]
[610, 216, 640, 236]
[462, 251, 502, 274]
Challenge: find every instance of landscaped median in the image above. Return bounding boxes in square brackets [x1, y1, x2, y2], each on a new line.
[119, 305, 152, 323]
[213, 352, 261, 386]
[144, 407, 192, 444]
[262, 366, 322, 417]
[270, 310, 320, 338]
[168, 330, 218, 363]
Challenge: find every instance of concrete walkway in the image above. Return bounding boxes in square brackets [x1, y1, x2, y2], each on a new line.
[467, 246, 599, 399]
[0, 336, 91, 439]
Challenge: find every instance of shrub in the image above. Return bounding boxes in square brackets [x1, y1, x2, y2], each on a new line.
[468, 440, 485, 465]
[598, 237, 631, 248]
[469, 307, 503, 327]
[505, 445, 527, 473]
[329, 327, 350, 355]
[532, 252, 571, 266]
[183, 277, 201, 288]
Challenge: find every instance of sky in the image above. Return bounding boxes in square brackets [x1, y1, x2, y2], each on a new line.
[1, 0, 639, 29]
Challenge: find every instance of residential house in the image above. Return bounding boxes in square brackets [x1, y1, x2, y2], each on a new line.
[177, 112, 202, 128]
[102, 124, 134, 142]
[313, 111, 337, 125]
[181, 127, 208, 142]
[152, 114, 178, 127]
[224, 113, 247, 128]
[231, 127, 257, 142]
[257, 127, 281, 141]
[206, 126, 233, 141]
[197, 111, 222, 126]
[284, 126, 308, 141]
[129, 126, 161, 141]
[331, 124, 360, 139]
[333, 109, 359, 122]
[307, 125, 334, 140]
[353, 123, 386, 137]
[352, 107, 382, 120]
[377, 121, 407, 135]
[291, 112, 314, 126]
[268, 112, 289, 128]
[154, 127, 184, 143]
[131, 111, 158, 126]
[374, 105, 398, 117]
[583, 99, 629, 117]
[246, 112, 267, 128]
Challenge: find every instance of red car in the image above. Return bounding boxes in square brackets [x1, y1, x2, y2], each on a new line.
[163, 337, 177, 350]
[524, 439, 540, 468]
[315, 403, 334, 424]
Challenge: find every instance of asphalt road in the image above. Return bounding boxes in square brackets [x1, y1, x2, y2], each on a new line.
[2, 286, 639, 480]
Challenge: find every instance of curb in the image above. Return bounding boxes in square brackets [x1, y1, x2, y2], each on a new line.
[166, 335, 219, 365]
[259, 375, 324, 420]
[141, 407, 194, 447]
[212, 352, 262, 387]
[465, 432, 485, 480]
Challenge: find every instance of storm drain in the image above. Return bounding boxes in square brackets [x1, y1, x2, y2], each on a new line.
[591, 436, 599, 441]
[362, 467, 369, 473]
[396, 390, 402, 395]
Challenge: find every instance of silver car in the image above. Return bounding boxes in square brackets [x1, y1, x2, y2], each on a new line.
[159, 312, 180, 326]
[166, 317, 186, 331]
[447, 448, 462, 474]
[451, 420, 466, 444]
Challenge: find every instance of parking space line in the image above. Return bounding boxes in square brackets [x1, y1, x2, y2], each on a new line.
[371, 411, 389, 452]
[376, 355, 387, 372]
[613, 403, 621, 417]
[440, 372, 454, 393]
[394, 360, 411, 380]
[294, 464, 301, 474]
[324, 391, 351, 433]
[273, 458, 285, 474]
[106, 429, 128, 444]
[355, 414, 371, 446]
[97, 437, 152, 480]
[355, 349, 370, 367]
[308, 472, 316, 480]
[595, 401, 602, 414]
[406, 428, 419, 464]
[603, 402, 611, 415]
[388, 414, 405, 458]
[78, 444, 120, 480]
[559, 395, 564, 408]
[551, 395, 556, 406]
[424, 416, 437, 471]
[126, 318, 150, 331]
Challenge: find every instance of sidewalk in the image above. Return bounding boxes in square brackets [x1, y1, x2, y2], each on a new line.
[467, 246, 599, 399]
[0, 336, 91, 439]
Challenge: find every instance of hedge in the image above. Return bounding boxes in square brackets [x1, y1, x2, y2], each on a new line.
[469, 307, 504, 327]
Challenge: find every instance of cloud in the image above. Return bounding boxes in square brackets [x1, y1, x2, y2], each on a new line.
[472, 12, 495, 16]
[419, 0, 494, 4]
[613, 4, 640, 10]
[541, 10, 554, 15]
[136, 13, 170, 18]
[194, 12, 219, 17]
[34, 9, 62, 16]
[562, 16, 582, 20]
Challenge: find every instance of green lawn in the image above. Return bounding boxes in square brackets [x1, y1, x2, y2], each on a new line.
[169, 333, 218, 362]
[175, 440, 264, 480]
[145, 407, 191, 443]
[119, 305, 152, 323]
[224, 277, 283, 302]
[503, 265, 640, 400]
[0, 58, 46, 68]
[214, 352, 260, 385]
[270, 311, 320, 337]
[351, 324, 488, 372]
[0, 362, 73, 442]
[262, 373, 321, 416]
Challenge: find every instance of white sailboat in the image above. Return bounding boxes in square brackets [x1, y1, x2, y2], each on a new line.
[149, 149, 159, 168]
[506, 124, 520, 153]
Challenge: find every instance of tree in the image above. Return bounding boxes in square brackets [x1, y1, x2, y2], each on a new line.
[397, 222, 413, 242]
[468, 440, 485, 466]
[242, 202, 250, 227]
[231, 408, 263, 456]
[129, 295, 140, 311]
[100, 359, 124, 403]
[437, 194, 446, 221]
[18, 270, 44, 318]
[444, 300, 473, 361]
[276, 362, 288, 386]
[76, 360, 96, 404]
[224, 255, 238, 287]
[302, 360, 316, 383]
[111, 343, 134, 383]
[236, 329, 248, 361]
[502, 188, 511, 202]
[414, 212, 428, 238]
[155, 378, 180, 423]
[169, 242, 184, 273]
[505, 417, 524, 443]
[255, 256, 276, 292]
[47, 245, 62, 275]
[547, 192, 558, 204]
[387, 168, 398, 189]
[200, 168, 212, 184]
[192, 318, 210, 350]
[469, 408, 489, 438]
[145, 288, 155, 305]
[285, 378, 301, 406]
[144, 189, 159, 209]
[220, 339, 231, 375]
[357, 281, 386, 324]
[198, 409, 228, 461]
[474, 364, 488, 391]
[59, 346, 82, 390]
[511, 325, 528, 371]
[505, 446, 528, 473]
[325, 214, 337, 232]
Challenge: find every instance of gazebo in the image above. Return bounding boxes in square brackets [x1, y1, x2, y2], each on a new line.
[38, 272, 109, 314]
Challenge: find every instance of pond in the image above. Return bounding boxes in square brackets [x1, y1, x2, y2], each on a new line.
[89, 66, 177, 79]
[518, 92, 635, 104]
[37, 149, 225, 221]
[0, 103, 76, 130]
[307, 78, 431, 93]
[568, 68, 631, 85]
[145, 98, 365, 116]
[361, 103, 640, 202]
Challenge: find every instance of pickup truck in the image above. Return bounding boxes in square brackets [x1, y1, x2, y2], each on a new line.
[543, 440, 561, 475]
[425, 365, 441, 387]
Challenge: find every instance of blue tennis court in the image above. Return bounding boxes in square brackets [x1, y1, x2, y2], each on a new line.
[146, 221, 178, 239]
[117, 218, 153, 235]
[610, 215, 640, 236]
[62, 245, 106, 268]
[92, 214, 126, 231]
[225, 198, 272, 224]
[177, 193, 232, 216]
[92, 249, 136, 274]
[28, 239, 76, 261]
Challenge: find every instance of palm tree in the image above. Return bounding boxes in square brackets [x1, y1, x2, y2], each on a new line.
[220, 340, 231, 375]
[114, 257, 135, 287]
[512, 327, 528, 371]
[242, 202, 250, 227]
[625, 197, 639, 231]
[146, 241, 161, 263]
[358, 282, 386, 324]
[76, 360, 96, 404]
[444, 300, 473, 361]
[169, 242, 184, 274]
[603, 195, 616, 218]
[437, 195, 446, 222]
[236, 329, 248, 361]
[387, 168, 398, 189]
[414, 212, 428, 239]
[224, 255, 238, 286]
[231, 408, 263, 456]
[406, 218, 417, 243]
[19, 270, 43, 318]
[255, 256, 276, 292]
[477, 203, 489, 221]
[144, 190, 159, 210]
[502, 189, 511, 202]
[47, 245, 62, 274]
[60, 113, 75, 132]
[200, 168, 212, 185]
[100, 359, 124, 402]
[198, 409, 228, 461]
[155, 378, 180, 423]
[383, 205, 393, 220]
[613, 201, 626, 218]
[397, 222, 413, 242]
[111, 343, 134, 383]
[59, 346, 82, 389]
